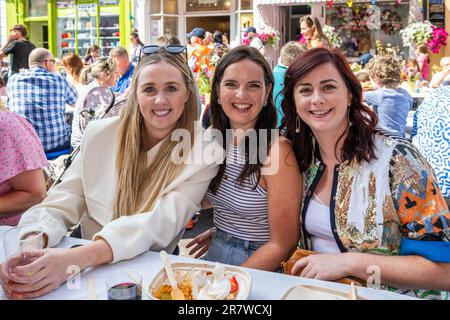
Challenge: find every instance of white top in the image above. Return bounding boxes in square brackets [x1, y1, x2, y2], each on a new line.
[304, 197, 340, 254]
[20, 118, 223, 263]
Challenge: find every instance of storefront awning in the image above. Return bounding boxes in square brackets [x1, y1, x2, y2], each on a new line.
[258, 0, 367, 4]
[258, 0, 324, 4]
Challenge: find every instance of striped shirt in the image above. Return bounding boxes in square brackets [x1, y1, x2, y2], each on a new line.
[206, 143, 269, 242]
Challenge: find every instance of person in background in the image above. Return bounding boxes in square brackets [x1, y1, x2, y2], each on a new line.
[0, 49, 223, 299]
[430, 56, 450, 88]
[188, 46, 302, 272]
[0, 24, 36, 79]
[0, 74, 6, 97]
[204, 31, 214, 50]
[109, 46, 134, 94]
[364, 54, 412, 138]
[7, 48, 78, 154]
[129, 31, 145, 65]
[0, 100, 47, 226]
[416, 44, 430, 82]
[61, 53, 84, 91]
[412, 85, 450, 209]
[299, 15, 330, 49]
[246, 27, 265, 56]
[272, 41, 304, 128]
[155, 34, 182, 46]
[70, 57, 119, 149]
[281, 48, 450, 299]
[355, 71, 372, 91]
[83, 45, 100, 66]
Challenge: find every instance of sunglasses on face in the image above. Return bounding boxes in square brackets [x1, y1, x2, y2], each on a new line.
[139, 45, 187, 62]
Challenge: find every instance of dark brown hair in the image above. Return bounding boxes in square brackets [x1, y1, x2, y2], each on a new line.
[281, 48, 378, 172]
[11, 24, 28, 38]
[209, 45, 277, 193]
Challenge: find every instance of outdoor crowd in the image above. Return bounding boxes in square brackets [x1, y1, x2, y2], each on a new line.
[0, 15, 449, 301]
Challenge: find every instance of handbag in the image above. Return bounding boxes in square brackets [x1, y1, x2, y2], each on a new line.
[281, 248, 366, 287]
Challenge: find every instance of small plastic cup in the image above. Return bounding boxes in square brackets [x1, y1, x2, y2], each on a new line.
[106, 270, 142, 300]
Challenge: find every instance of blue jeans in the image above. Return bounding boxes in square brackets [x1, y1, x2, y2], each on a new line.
[204, 229, 266, 266]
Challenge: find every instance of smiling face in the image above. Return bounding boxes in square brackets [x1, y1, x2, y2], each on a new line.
[136, 61, 188, 142]
[294, 62, 351, 138]
[218, 59, 271, 131]
[300, 21, 314, 39]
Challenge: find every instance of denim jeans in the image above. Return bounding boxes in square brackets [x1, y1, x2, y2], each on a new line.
[204, 228, 266, 266]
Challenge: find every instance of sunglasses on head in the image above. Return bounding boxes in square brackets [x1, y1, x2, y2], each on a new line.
[139, 45, 187, 62]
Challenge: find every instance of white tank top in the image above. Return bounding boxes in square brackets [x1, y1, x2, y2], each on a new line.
[304, 196, 341, 253]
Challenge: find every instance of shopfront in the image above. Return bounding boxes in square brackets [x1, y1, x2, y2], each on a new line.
[5, 0, 132, 58]
[136, 0, 254, 47]
[254, 0, 427, 62]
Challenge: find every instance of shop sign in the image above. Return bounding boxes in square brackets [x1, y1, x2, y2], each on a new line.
[198, 0, 217, 4]
[428, 0, 445, 28]
[99, 0, 119, 5]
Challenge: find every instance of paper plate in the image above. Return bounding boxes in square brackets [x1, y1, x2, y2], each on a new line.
[281, 284, 367, 300]
[148, 261, 252, 300]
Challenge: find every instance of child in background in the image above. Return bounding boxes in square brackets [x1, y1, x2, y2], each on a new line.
[416, 44, 430, 81]
[355, 70, 372, 91]
[365, 54, 413, 138]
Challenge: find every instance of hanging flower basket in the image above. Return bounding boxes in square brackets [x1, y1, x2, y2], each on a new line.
[400, 21, 448, 53]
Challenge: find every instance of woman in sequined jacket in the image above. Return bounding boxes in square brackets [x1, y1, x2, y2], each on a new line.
[281, 48, 450, 299]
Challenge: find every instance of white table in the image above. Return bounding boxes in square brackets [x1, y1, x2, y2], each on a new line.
[0, 227, 416, 300]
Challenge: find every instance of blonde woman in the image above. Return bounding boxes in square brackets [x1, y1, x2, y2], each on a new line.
[70, 57, 119, 149]
[299, 15, 330, 49]
[1, 49, 223, 299]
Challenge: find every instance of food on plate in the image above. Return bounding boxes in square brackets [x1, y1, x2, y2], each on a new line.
[152, 263, 241, 300]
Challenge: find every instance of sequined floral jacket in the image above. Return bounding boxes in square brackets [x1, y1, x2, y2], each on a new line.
[300, 134, 450, 255]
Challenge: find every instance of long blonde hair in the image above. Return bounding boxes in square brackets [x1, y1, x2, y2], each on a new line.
[114, 50, 199, 217]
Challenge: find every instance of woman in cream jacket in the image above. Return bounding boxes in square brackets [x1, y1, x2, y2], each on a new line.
[1, 48, 223, 299]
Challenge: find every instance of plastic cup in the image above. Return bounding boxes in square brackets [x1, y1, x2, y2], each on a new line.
[106, 270, 142, 300]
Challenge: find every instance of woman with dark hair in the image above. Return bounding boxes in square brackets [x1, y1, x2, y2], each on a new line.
[188, 46, 302, 271]
[299, 15, 330, 49]
[129, 31, 145, 64]
[282, 48, 450, 299]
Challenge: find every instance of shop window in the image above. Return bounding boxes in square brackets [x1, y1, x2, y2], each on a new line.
[28, 0, 48, 17]
[164, 0, 178, 14]
[325, 2, 409, 58]
[151, 0, 162, 14]
[240, 0, 252, 10]
[163, 17, 178, 35]
[186, 0, 230, 12]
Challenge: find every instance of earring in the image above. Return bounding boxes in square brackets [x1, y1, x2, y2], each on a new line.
[295, 115, 301, 133]
[217, 99, 221, 105]
[263, 101, 267, 107]
[347, 106, 353, 127]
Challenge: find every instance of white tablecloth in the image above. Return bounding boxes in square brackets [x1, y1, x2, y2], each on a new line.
[0, 226, 416, 300]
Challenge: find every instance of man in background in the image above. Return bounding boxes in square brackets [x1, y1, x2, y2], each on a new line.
[7, 48, 77, 153]
[110, 47, 135, 94]
[0, 24, 36, 81]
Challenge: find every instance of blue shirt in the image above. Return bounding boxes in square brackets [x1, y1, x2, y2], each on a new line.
[411, 86, 450, 198]
[272, 64, 287, 128]
[112, 63, 135, 94]
[6, 67, 78, 152]
[364, 87, 413, 137]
